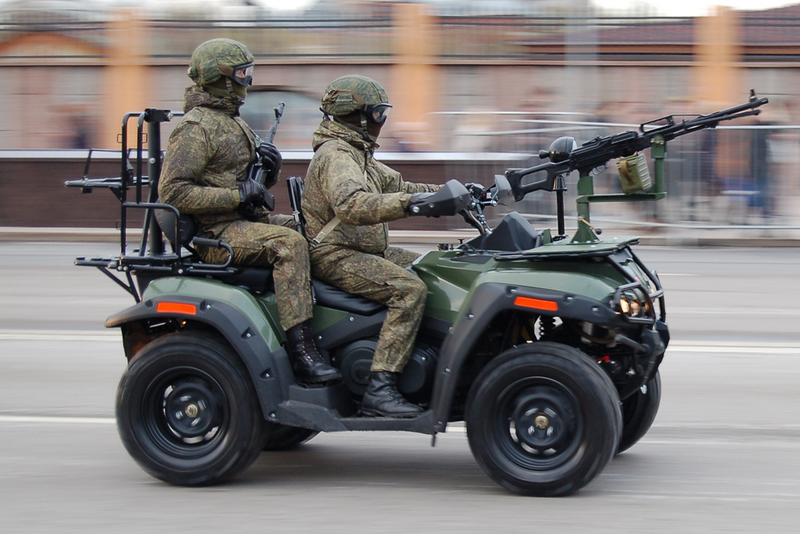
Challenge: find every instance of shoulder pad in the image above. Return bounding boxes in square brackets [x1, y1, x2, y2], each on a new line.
[183, 108, 204, 124]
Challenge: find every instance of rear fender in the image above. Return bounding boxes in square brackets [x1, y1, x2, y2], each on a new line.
[106, 277, 289, 419]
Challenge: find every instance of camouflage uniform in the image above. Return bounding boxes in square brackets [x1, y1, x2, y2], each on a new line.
[303, 118, 440, 373]
[159, 85, 312, 331]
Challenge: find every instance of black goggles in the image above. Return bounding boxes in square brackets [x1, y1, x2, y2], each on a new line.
[230, 63, 254, 87]
[363, 103, 392, 124]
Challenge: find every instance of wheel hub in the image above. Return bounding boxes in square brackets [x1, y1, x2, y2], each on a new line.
[534, 414, 550, 430]
[511, 387, 576, 452]
[164, 382, 218, 438]
[185, 403, 199, 418]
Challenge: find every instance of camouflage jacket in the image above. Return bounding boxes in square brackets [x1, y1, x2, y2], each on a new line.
[158, 86, 273, 233]
[303, 119, 439, 255]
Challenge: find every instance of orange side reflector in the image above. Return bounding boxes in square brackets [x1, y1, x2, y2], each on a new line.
[156, 302, 197, 315]
[514, 296, 558, 312]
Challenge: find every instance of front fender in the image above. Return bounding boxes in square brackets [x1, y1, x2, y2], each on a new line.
[106, 277, 289, 419]
[430, 278, 629, 432]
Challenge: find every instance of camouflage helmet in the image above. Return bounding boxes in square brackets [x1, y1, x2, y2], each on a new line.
[187, 38, 255, 86]
[321, 75, 391, 121]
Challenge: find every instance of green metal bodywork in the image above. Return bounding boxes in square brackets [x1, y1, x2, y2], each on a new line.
[413, 237, 640, 328]
[141, 276, 285, 352]
[139, 234, 642, 346]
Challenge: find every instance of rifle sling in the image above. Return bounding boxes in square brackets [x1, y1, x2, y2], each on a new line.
[311, 216, 341, 247]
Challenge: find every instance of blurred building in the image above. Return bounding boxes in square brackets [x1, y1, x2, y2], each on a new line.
[1, 0, 799, 151]
[2, 0, 800, 229]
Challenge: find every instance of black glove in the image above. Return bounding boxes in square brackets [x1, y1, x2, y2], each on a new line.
[238, 178, 269, 209]
[256, 142, 282, 182]
[406, 192, 435, 216]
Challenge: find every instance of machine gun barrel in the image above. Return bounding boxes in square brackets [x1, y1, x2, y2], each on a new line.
[505, 91, 769, 202]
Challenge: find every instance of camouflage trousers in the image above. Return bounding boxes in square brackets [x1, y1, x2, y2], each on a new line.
[311, 245, 426, 373]
[199, 215, 312, 331]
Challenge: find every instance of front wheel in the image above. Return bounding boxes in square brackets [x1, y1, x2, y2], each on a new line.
[617, 371, 661, 454]
[116, 332, 266, 486]
[465, 342, 621, 497]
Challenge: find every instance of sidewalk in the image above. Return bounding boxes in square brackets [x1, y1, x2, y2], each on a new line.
[2, 225, 799, 247]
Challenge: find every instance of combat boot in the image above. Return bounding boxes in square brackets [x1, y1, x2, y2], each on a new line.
[361, 371, 424, 418]
[285, 320, 341, 384]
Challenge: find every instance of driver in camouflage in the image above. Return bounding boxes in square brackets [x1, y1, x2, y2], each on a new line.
[302, 75, 442, 418]
[159, 38, 340, 385]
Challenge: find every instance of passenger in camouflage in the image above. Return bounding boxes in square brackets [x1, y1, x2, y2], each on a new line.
[158, 38, 340, 384]
[303, 74, 442, 417]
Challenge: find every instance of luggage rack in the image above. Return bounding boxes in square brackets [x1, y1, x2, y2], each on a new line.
[66, 108, 239, 302]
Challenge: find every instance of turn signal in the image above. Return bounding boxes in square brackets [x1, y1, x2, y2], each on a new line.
[514, 296, 558, 312]
[156, 302, 197, 315]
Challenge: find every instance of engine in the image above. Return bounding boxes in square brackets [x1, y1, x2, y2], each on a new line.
[330, 339, 438, 404]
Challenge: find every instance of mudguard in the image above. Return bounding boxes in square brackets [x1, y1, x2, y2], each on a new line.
[429, 275, 664, 432]
[105, 276, 289, 418]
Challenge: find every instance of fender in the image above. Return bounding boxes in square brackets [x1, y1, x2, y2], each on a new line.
[105, 276, 289, 418]
[429, 280, 641, 432]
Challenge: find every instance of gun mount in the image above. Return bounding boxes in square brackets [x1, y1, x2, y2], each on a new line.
[505, 90, 769, 243]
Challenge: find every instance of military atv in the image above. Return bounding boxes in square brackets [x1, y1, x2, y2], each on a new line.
[66, 93, 766, 496]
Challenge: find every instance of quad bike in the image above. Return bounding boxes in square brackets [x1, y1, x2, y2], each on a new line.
[66, 93, 767, 496]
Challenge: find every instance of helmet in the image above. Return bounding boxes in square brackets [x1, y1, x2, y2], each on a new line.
[188, 38, 255, 87]
[320, 75, 392, 124]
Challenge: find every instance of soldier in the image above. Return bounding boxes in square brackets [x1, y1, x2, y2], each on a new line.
[158, 38, 340, 385]
[302, 74, 442, 418]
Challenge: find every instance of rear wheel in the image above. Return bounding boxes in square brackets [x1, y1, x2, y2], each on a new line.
[617, 371, 661, 454]
[465, 342, 621, 497]
[116, 332, 265, 486]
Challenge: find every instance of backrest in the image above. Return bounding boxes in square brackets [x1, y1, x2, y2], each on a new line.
[154, 205, 198, 253]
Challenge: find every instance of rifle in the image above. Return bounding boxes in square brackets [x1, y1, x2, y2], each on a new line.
[505, 90, 769, 202]
[242, 102, 286, 217]
[265, 102, 285, 146]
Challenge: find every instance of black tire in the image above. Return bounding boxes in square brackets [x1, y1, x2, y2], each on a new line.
[262, 423, 319, 451]
[617, 370, 661, 454]
[116, 332, 266, 486]
[465, 342, 621, 497]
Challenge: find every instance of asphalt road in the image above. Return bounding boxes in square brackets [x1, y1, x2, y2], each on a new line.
[1, 242, 799, 533]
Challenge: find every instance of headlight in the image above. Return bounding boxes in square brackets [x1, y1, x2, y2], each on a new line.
[616, 288, 651, 319]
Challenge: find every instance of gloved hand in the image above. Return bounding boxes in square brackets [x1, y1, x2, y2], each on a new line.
[256, 142, 282, 182]
[238, 178, 269, 208]
[406, 192, 435, 216]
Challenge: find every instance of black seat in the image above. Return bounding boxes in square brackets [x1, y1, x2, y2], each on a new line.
[151, 202, 277, 292]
